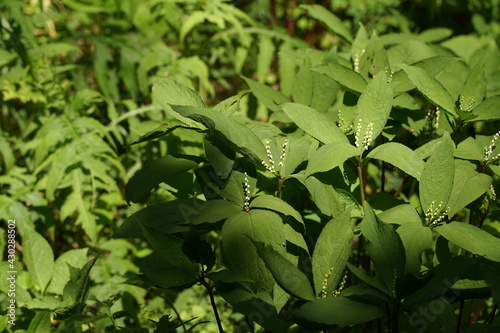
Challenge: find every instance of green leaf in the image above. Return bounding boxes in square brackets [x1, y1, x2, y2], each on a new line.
[434, 222, 500, 262]
[360, 203, 405, 295]
[253, 241, 315, 300]
[242, 76, 290, 113]
[128, 121, 199, 146]
[391, 56, 460, 95]
[215, 281, 290, 332]
[480, 260, 500, 305]
[139, 222, 200, 274]
[455, 137, 484, 161]
[62, 256, 98, 305]
[367, 142, 424, 180]
[419, 132, 455, 213]
[472, 95, 500, 122]
[140, 252, 199, 289]
[418, 28, 453, 43]
[152, 79, 205, 128]
[300, 5, 353, 44]
[399, 63, 456, 116]
[312, 208, 353, 297]
[354, 72, 393, 150]
[22, 227, 54, 294]
[125, 155, 200, 204]
[378, 204, 422, 225]
[281, 103, 348, 144]
[171, 105, 268, 163]
[306, 142, 359, 175]
[204, 137, 235, 179]
[397, 224, 433, 274]
[250, 195, 304, 225]
[222, 210, 307, 293]
[460, 59, 485, 112]
[447, 160, 492, 217]
[46, 249, 89, 295]
[312, 63, 367, 94]
[291, 296, 384, 326]
[294, 173, 354, 217]
[403, 256, 481, 308]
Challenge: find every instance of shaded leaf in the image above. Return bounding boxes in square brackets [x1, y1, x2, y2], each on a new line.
[312, 207, 353, 297]
[125, 155, 200, 204]
[367, 142, 424, 180]
[306, 142, 359, 176]
[434, 222, 500, 262]
[281, 103, 348, 144]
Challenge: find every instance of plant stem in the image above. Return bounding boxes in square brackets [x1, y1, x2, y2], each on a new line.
[200, 277, 224, 333]
[358, 155, 366, 210]
[456, 300, 465, 332]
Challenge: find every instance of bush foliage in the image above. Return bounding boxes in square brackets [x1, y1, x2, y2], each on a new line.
[1, 0, 500, 332]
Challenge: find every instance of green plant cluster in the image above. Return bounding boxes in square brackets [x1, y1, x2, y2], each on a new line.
[1, 0, 500, 332]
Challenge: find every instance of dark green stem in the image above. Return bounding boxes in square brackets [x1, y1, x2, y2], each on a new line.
[200, 277, 224, 333]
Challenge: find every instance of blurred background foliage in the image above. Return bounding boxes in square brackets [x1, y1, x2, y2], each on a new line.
[0, 0, 499, 332]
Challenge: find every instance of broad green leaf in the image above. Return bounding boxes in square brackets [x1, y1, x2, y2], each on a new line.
[139, 222, 199, 273]
[292, 53, 338, 113]
[378, 204, 422, 225]
[480, 260, 500, 305]
[253, 241, 315, 300]
[419, 132, 455, 213]
[204, 137, 235, 179]
[257, 35, 275, 83]
[140, 252, 199, 289]
[403, 256, 481, 307]
[26, 312, 52, 333]
[295, 173, 361, 217]
[62, 256, 97, 305]
[418, 28, 453, 43]
[459, 59, 485, 112]
[367, 142, 424, 180]
[434, 222, 500, 262]
[242, 76, 290, 112]
[306, 142, 359, 176]
[215, 281, 289, 332]
[152, 79, 205, 128]
[128, 121, 199, 146]
[360, 204, 405, 295]
[312, 208, 353, 297]
[472, 95, 500, 122]
[171, 105, 268, 163]
[312, 63, 367, 94]
[354, 72, 393, 151]
[399, 298, 456, 333]
[399, 64, 456, 116]
[291, 296, 384, 326]
[250, 195, 303, 225]
[455, 137, 485, 161]
[206, 270, 254, 284]
[346, 263, 389, 295]
[125, 155, 199, 204]
[447, 160, 492, 217]
[196, 168, 254, 206]
[46, 249, 89, 295]
[22, 227, 54, 294]
[281, 103, 348, 144]
[222, 209, 307, 293]
[397, 224, 433, 274]
[391, 56, 460, 95]
[300, 5, 353, 44]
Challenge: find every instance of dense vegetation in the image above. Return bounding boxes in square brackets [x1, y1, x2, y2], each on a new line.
[1, 0, 500, 332]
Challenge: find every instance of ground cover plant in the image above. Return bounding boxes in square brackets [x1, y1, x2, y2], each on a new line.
[1, 0, 500, 332]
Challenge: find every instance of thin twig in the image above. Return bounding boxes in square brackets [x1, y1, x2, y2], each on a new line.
[200, 278, 224, 333]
